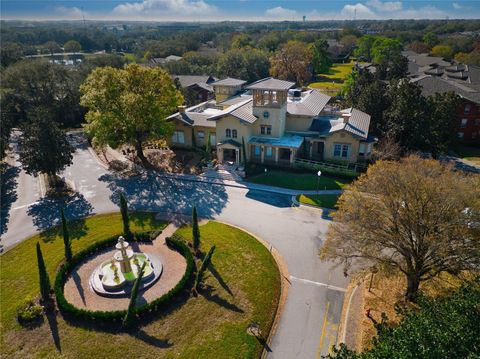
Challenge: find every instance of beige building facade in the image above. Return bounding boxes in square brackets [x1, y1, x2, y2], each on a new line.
[167, 77, 375, 166]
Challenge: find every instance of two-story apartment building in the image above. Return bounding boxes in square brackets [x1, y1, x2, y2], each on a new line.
[167, 77, 374, 166]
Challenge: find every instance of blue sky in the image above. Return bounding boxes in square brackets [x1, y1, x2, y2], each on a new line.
[1, 0, 479, 21]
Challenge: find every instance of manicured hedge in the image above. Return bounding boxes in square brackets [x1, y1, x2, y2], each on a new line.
[54, 234, 194, 328]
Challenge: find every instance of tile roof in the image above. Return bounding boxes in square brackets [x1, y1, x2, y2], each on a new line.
[173, 75, 216, 90]
[308, 108, 371, 139]
[207, 98, 257, 124]
[218, 94, 253, 107]
[287, 90, 331, 116]
[412, 76, 480, 104]
[344, 108, 371, 139]
[246, 77, 295, 91]
[167, 101, 218, 128]
[212, 77, 247, 87]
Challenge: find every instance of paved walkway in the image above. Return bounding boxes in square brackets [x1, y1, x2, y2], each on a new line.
[101, 144, 344, 196]
[64, 224, 186, 311]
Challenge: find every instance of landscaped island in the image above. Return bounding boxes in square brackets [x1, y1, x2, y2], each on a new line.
[0, 214, 280, 359]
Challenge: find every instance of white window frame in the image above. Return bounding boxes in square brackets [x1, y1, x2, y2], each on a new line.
[333, 143, 350, 158]
[359, 143, 366, 156]
[266, 147, 273, 157]
[197, 130, 205, 139]
[172, 131, 185, 144]
[209, 133, 216, 145]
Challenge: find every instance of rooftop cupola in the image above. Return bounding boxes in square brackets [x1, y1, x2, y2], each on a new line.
[212, 77, 247, 103]
[246, 78, 295, 108]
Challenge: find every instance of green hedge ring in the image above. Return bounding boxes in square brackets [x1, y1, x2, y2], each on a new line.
[54, 234, 195, 327]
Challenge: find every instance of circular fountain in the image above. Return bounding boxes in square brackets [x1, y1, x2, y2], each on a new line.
[90, 236, 163, 297]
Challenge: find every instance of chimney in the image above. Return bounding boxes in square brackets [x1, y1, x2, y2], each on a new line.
[178, 105, 187, 114]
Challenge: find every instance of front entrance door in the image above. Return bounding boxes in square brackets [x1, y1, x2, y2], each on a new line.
[223, 148, 236, 163]
[316, 142, 324, 161]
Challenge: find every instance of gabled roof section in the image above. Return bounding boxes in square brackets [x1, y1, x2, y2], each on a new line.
[207, 98, 257, 124]
[173, 75, 216, 89]
[212, 77, 247, 87]
[412, 76, 480, 104]
[343, 108, 371, 139]
[308, 108, 371, 139]
[166, 100, 218, 128]
[246, 77, 295, 91]
[287, 90, 331, 117]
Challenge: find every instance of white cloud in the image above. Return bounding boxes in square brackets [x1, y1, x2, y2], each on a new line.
[341, 3, 375, 19]
[113, 0, 216, 19]
[340, 1, 447, 20]
[54, 6, 88, 19]
[452, 2, 463, 9]
[265, 6, 297, 20]
[366, 0, 402, 12]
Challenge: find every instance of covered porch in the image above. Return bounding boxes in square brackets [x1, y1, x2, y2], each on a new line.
[216, 139, 242, 165]
[248, 134, 304, 166]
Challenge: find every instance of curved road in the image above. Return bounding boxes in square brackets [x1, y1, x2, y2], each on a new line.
[1, 132, 348, 359]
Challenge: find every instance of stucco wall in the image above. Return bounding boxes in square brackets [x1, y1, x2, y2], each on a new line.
[252, 104, 287, 138]
[167, 120, 193, 148]
[193, 126, 216, 148]
[215, 115, 252, 144]
[285, 114, 314, 132]
[322, 131, 361, 163]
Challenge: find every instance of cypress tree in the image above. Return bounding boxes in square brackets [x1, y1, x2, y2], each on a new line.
[120, 193, 132, 240]
[36, 242, 51, 303]
[242, 137, 247, 168]
[61, 208, 72, 264]
[194, 245, 215, 295]
[205, 133, 211, 160]
[123, 261, 146, 328]
[192, 206, 200, 255]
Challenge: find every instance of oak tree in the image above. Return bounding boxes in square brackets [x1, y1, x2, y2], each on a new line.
[80, 64, 183, 166]
[269, 41, 312, 85]
[321, 156, 480, 301]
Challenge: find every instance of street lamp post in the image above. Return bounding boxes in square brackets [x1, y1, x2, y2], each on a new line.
[317, 170, 322, 194]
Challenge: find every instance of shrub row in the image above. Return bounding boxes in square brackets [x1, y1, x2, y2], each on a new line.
[134, 229, 163, 242]
[54, 234, 194, 327]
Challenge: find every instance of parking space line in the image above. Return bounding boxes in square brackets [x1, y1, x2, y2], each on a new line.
[290, 275, 347, 292]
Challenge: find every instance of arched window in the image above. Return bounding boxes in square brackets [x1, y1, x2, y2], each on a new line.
[226, 129, 231, 138]
[232, 129, 237, 138]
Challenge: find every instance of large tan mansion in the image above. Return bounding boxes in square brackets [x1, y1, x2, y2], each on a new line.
[167, 77, 375, 166]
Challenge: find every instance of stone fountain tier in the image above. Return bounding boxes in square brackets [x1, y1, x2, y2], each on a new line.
[90, 253, 163, 298]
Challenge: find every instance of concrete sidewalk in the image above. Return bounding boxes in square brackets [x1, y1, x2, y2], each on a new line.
[100, 142, 344, 196]
[154, 171, 344, 196]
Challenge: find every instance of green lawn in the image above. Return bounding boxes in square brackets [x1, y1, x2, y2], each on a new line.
[451, 145, 480, 164]
[1, 217, 280, 359]
[297, 194, 340, 209]
[308, 61, 358, 94]
[123, 53, 137, 63]
[248, 170, 350, 190]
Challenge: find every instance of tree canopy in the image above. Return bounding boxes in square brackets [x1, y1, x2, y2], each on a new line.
[269, 40, 312, 85]
[310, 38, 331, 75]
[80, 64, 183, 165]
[328, 279, 480, 359]
[2, 59, 84, 128]
[18, 109, 74, 182]
[321, 156, 480, 301]
[64, 40, 82, 53]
